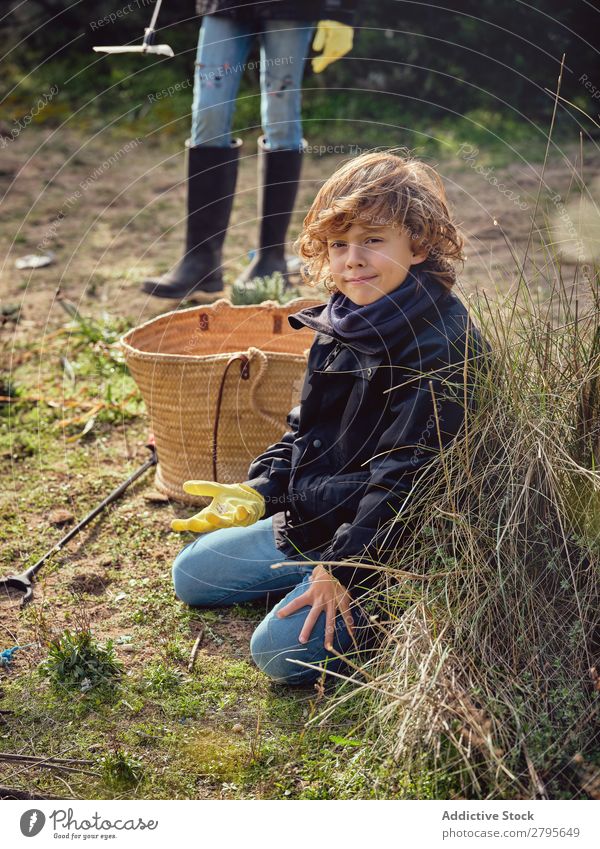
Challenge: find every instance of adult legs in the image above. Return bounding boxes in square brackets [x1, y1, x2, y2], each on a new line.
[142, 16, 254, 300]
[234, 20, 315, 287]
[260, 20, 315, 151]
[190, 15, 255, 147]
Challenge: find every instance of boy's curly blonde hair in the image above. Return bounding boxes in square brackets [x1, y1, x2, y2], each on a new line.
[295, 149, 464, 292]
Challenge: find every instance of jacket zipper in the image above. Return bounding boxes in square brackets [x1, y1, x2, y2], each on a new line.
[322, 342, 343, 370]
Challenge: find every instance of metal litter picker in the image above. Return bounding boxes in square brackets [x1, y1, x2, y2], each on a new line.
[93, 0, 174, 58]
[0, 440, 157, 608]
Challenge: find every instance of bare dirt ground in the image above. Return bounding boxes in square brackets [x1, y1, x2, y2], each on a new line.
[1, 126, 599, 335]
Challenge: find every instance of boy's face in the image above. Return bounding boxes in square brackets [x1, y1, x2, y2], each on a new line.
[327, 222, 429, 306]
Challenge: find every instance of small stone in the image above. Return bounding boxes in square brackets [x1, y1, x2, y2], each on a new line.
[231, 723, 244, 734]
[118, 644, 136, 653]
[48, 509, 74, 526]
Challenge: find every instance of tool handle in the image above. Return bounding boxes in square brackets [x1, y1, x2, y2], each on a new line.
[142, 28, 156, 46]
[26, 447, 157, 580]
[142, 0, 163, 46]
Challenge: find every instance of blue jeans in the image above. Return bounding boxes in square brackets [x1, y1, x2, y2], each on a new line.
[172, 516, 370, 685]
[191, 15, 315, 149]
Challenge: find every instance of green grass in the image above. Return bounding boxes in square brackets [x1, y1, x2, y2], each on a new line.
[1, 631, 389, 798]
[2, 57, 576, 166]
[4, 280, 598, 799]
[0, 308, 398, 800]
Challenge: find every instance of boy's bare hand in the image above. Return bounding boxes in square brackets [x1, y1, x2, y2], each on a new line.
[276, 564, 354, 651]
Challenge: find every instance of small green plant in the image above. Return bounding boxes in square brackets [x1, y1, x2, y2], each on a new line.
[230, 271, 301, 305]
[142, 661, 185, 694]
[99, 748, 143, 789]
[59, 299, 129, 351]
[40, 628, 123, 691]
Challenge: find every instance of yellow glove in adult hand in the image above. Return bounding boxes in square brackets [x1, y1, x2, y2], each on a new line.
[171, 481, 266, 534]
[311, 20, 354, 74]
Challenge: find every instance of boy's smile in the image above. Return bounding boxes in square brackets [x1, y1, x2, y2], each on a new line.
[327, 222, 429, 306]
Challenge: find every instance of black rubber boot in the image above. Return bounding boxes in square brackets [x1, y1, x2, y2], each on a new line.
[142, 138, 242, 301]
[235, 135, 304, 287]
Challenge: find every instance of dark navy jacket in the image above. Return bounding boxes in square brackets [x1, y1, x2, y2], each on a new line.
[195, 1, 356, 25]
[245, 283, 487, 596]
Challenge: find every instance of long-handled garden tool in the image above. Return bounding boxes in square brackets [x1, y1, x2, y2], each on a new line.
[93, 0, 174, 58]
[0, 438, 158, 608]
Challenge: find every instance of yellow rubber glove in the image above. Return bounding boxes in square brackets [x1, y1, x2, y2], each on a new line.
[171, 481, 266, 534]
[311, 20, 354, 74]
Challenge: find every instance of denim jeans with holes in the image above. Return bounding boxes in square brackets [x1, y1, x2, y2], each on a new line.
[190, 15, 315, 149]
[172, 516, 370, 686]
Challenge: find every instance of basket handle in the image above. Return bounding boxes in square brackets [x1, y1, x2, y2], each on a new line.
[247, 347, 286, 430]
[212, 347, 287, 482]
[212, 353, 249, 481]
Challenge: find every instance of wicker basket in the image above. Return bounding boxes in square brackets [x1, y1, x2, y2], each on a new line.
[120, 298, 320, 504]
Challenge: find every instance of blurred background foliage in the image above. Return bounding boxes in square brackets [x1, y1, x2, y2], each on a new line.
[1, 1, 598, 152]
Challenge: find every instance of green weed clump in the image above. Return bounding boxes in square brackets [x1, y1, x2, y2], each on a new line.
[142, 661, 186, 694]
[230, 272, 302, 305]
[99, 748, 143, 790]
[41, 628, 123, 692]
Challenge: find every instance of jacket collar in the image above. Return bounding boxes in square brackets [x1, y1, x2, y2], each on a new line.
[288, 272, 450, 355]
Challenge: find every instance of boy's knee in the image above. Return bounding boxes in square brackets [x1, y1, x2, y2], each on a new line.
[172, 542, 220, 607]
[250, 619, 320, 686]
[171, 547, 198, 606]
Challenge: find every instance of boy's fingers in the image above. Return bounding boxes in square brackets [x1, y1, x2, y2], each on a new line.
[171, 516, 213, 533]
[182, 480, 224, 498]
[235, 505, 250, 522]
[324, 602, 336, 650]
[187, 516, 216, 533]
[311, 56, 328, 74]
[277, 590, 309, 619]
[171, 515, 203, 532]
[204, 512, 233, 528]
[312, 25, 325, 52]
[298, 605, 320, 644]
[340, 602, 355, 637]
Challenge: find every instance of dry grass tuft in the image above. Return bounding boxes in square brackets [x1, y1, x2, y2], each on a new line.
[321, 262, 600, 798]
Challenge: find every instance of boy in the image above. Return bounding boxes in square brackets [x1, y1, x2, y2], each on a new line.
[171, 150, 486, 685]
